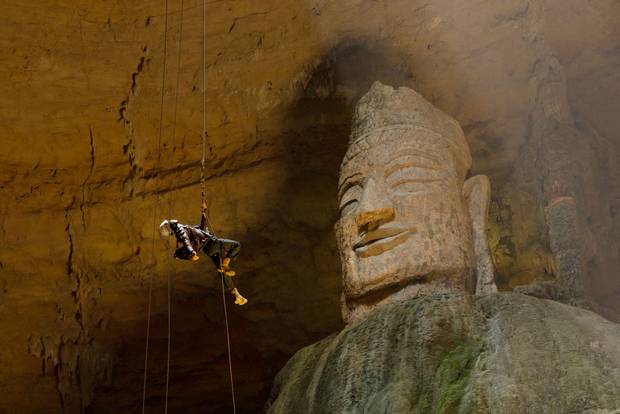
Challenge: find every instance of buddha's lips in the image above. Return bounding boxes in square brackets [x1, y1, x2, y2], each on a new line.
[353, 227, 411, 252]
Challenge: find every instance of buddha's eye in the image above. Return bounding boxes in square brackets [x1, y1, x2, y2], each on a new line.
[391, 180, 428, 194]
[386, 167, 442, 194]
[339, 184, 362, 216]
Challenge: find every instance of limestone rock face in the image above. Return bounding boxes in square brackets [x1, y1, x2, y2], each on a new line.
[2, 0, 620, 412]
[266, 293, 620, 413]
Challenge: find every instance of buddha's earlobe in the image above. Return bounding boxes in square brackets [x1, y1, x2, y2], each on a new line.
[463, 175, 498, 295]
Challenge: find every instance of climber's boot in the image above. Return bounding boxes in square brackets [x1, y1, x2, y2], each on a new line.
[232, 289, 248, 306]
[217, 267, 235, 276]
[219, 257, 235, 276]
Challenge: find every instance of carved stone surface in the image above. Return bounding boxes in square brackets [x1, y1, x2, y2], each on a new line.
[3, 1, 620, 411]
[266, 293, 620, 414]
[464, 175, 498, 296]
[514, 55, 601, 309]
[545, 196, 587, 301]
[335, 82, 496, 323]
[516, 195, 591, 309]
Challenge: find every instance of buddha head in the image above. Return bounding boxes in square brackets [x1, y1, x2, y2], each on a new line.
[336, 82, 493, 323]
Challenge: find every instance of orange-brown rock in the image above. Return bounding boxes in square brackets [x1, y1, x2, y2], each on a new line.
[1, 0, 619, 412]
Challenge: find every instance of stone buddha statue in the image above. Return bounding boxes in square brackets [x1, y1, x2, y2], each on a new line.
[336, 82, 496, 323]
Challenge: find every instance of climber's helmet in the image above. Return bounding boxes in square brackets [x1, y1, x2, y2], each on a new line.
[159, 220, 173, 237]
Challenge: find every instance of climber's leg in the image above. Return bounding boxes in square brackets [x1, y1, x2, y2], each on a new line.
[218, 239, 240, 276]
[221, 273, 247, 306]
[205, 238, 240, 276]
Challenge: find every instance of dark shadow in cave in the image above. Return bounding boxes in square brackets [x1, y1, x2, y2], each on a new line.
[221, 37, 423, 413]
[91, 39, 430, 414]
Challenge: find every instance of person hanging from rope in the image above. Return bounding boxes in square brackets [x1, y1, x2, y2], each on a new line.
[159, 203, 248, 305]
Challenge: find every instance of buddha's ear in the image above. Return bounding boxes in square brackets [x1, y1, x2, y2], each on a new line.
[463, 175, 498, 295]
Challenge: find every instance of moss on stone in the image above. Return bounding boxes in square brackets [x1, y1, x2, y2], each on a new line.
[267, 294, 620, 414]
[433, 342, 481, 414]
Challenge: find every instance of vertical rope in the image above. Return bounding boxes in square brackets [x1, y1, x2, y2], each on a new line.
[164, 205, 172, 414]
[200, 0, 214, 234]
[170, 0, 185, 153]
[202, 2, 236, 412]
[164, 198, 172, 414]
[164, 0, 185, 411]
[201, 0, 207, 211]
[221, 275, 237, 414]
[142, 1, 237, 412]
[142, 0, 169, 411]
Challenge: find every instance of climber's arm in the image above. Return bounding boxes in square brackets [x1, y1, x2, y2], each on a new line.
[172, 223, 195, 255]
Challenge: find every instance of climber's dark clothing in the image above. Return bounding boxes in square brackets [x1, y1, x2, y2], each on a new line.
[203, 237, 241, 263]
[170, 222, 241, 261]
[220, 271, 236, 292]
[170, 221, 207, 258]
[168, 217, 241, 291]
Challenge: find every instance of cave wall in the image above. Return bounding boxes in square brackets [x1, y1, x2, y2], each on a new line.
[1, 0, 619, 412]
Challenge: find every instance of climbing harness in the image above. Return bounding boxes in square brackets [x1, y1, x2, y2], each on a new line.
[141, 0, 238, 412]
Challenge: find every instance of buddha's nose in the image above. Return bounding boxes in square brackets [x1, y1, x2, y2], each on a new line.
[355, 178, 395, 231]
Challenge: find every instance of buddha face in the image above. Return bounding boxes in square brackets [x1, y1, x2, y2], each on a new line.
[335, 127, 475, 308]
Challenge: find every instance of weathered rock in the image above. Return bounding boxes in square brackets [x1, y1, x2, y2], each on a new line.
[544, 196, 588, 303]
[1, 0, 620, 412]
[336, 82, 496, 324]
[464, 175, 497, 296]
[516, 195, 591, 309]
[266, 293, 620, 413]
